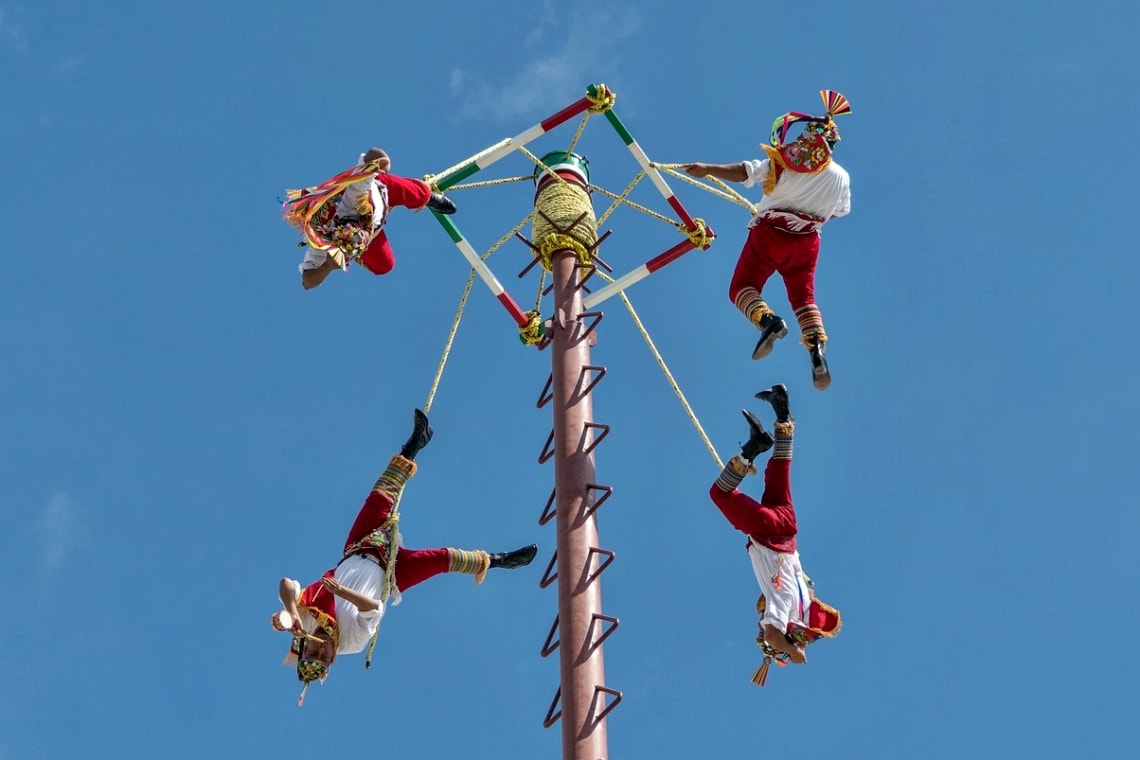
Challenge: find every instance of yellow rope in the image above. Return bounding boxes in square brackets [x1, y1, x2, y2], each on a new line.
[591, 184, 678, 227]
[652, 163, 758, 215]
[596, 170, 645, 228]
[425, 138, 512, 188]
[564, 112, 592, 156]
[444, 175, 534, 191]
[600, 270, 723, 469]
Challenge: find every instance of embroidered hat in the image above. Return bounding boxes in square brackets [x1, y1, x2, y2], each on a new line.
[750, 591, 842, 686]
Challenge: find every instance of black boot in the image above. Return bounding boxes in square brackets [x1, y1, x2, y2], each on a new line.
[752, 313, 788, 360]
[425, 192, 457, 215]
[400, 408, 433, 460]
[808, 339, 831, 391]
[489, 544, 538, 569]
[755, 384, 791, 423]
[741, 409, 774, 461]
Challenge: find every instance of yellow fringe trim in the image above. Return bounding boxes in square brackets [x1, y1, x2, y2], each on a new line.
[387, 454, 417, 478]
[800, 330, 828, 348]
[729, 454, 756, 477]
[448, 549, 491, 585]
[774, 421, 795, 437]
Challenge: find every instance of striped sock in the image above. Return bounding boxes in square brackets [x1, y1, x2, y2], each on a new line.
[373, 455, 417, 500]
[734, 288, 772, 328]
[794, 304, 827, 347]
[447, 548, 491, 584]
[773, 421, 795, 459]
[714, 454, 755, 492]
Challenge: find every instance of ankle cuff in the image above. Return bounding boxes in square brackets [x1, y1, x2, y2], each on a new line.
[448, 548, 490, 584]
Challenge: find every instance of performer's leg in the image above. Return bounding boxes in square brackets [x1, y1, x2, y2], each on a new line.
[782, 235, 826, 345]
[759, 423, 794, 507]
[709, 462, 796, 538]
[731, 226, 788, 360]
[359, 230, 396, 275]
[781, 235, 830, 389]
[342, 454, 416, 551]
[709, 406, 793, 537]
[393, 544, 537, 590]
[755, 385, 794, 506]
[375, 173, 432, 210]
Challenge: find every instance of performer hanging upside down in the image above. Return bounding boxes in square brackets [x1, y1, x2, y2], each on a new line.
[708, 384, 841, 685]
[272, 409, 537, 704]
[283, 147, 458, 290]
[684, 91, 852, 390]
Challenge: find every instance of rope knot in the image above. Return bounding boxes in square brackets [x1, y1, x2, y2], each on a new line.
[518, 310, 546, 346]
[586, 83, 616, 113]
[684, 217, 715, 249]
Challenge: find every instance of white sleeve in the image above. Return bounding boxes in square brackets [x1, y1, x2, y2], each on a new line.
[742, 158, 770, 189]
[831, 180, 851, 219]
[298, 247, 329, 273]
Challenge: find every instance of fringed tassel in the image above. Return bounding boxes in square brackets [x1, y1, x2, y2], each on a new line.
[714, 455, 755, 492]
[751, 657, 772, 687]
[448, 549, 491, 585]
[794, 304, 827, 348]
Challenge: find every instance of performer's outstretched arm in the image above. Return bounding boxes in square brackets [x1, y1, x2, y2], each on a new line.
[682, 162, 748, 182]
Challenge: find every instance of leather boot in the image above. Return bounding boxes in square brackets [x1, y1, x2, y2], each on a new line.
[400, 408, 433, 460]
[489, 544, 538, 569]
[741, 409, 774, 461]
[426, 192, 457, 215]
[808, 339, 831, 391]
[755, 384, 791, 423]
[752, 313, 788, 360]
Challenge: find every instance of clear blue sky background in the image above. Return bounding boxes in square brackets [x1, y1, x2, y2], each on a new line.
[3, 1, 1138, 758]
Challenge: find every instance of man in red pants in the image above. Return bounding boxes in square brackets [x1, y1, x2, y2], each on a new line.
[295, 148, 458, 289]
[684, 91, 851, 390]
[708, 384, 841, 685]
[272, 409, 537, 704]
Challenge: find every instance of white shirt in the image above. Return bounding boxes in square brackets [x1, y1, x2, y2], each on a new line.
[747, 541, 813, 632]
[742, 158, 851, 223]
[290, 555, 389, 655]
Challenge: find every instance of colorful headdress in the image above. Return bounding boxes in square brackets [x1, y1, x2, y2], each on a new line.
[295, 648, 330, 707]
[750, 591, 842, 686]
[769, 90, 852, 149]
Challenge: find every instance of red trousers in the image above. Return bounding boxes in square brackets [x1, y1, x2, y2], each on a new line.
[358, 173, 433, 276]
[300, 490, 451, 615]
[708, 458, 798, 553]
[728, 222, 821, 310]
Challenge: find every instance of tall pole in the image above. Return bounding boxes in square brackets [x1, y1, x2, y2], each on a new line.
[531, 152, 616, 760]
[550, 249, 609, 759]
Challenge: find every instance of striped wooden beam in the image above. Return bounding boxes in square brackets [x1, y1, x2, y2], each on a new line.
[432, 95, 594, 191]
[582, 239, 697, 309]
[433, 212, 530, 327]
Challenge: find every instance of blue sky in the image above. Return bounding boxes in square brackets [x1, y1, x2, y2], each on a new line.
[3, 1, 1138, 757]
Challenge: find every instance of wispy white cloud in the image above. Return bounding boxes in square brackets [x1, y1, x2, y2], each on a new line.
[0, 7, 30, 56]
[449, 3, 640, 123]
[35, 492, 87, 579]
